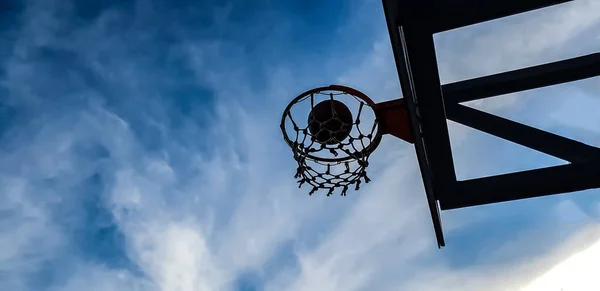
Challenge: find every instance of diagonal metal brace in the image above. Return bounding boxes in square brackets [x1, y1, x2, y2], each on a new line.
[446, 103, 600, 163]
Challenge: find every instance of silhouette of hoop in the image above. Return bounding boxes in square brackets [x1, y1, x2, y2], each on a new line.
[280, 85, 384, 196]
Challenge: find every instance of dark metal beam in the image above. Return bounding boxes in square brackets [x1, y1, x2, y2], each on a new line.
[440, 161, 600, 210]
[446, 104, 600, 163]
[383, 0, 458, 247]
[384, 30, 448, 247]
[443, 53, 600, 104]
[429, 0, 573, 33]
[398, 2, 458, 201]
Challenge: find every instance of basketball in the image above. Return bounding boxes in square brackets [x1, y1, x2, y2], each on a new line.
[308, 100, 353, 144]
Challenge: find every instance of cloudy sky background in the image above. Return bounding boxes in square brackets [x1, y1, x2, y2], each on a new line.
[0, 0, 599, 290]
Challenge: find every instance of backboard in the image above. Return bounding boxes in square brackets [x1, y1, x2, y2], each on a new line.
[381, 0, 600, 247]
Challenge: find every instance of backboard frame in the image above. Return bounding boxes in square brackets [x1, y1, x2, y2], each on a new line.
[382, 0, 600, 247]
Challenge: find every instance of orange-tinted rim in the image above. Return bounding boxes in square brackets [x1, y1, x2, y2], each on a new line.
[280, 85, 383, 163]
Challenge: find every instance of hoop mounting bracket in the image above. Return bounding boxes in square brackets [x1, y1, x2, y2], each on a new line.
[374, 98, 414, 144]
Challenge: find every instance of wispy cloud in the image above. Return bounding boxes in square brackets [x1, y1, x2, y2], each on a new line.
[0, 0, 599, 290]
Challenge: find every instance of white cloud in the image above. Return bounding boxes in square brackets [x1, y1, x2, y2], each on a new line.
[0, 177, 65, 290]
[1, 0, 599, 291]
[54, 265, 153, 291]
[521, 225, 600, 291]
[125, 221, 223, 291]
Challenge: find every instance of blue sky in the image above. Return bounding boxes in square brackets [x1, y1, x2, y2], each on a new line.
[0, 0, 599, 290]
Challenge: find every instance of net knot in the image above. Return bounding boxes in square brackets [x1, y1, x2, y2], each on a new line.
[341, 185, 349, 196]
[362, 171, 371, 184]
[326, 188, 334, 197]
[294, 166, 303, 179]
[297, 178, 306, 188]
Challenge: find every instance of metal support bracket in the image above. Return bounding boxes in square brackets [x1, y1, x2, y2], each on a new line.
[374, 98, 414, 143]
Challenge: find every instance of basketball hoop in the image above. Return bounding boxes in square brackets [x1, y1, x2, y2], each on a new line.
[281, 85, 413, 196]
